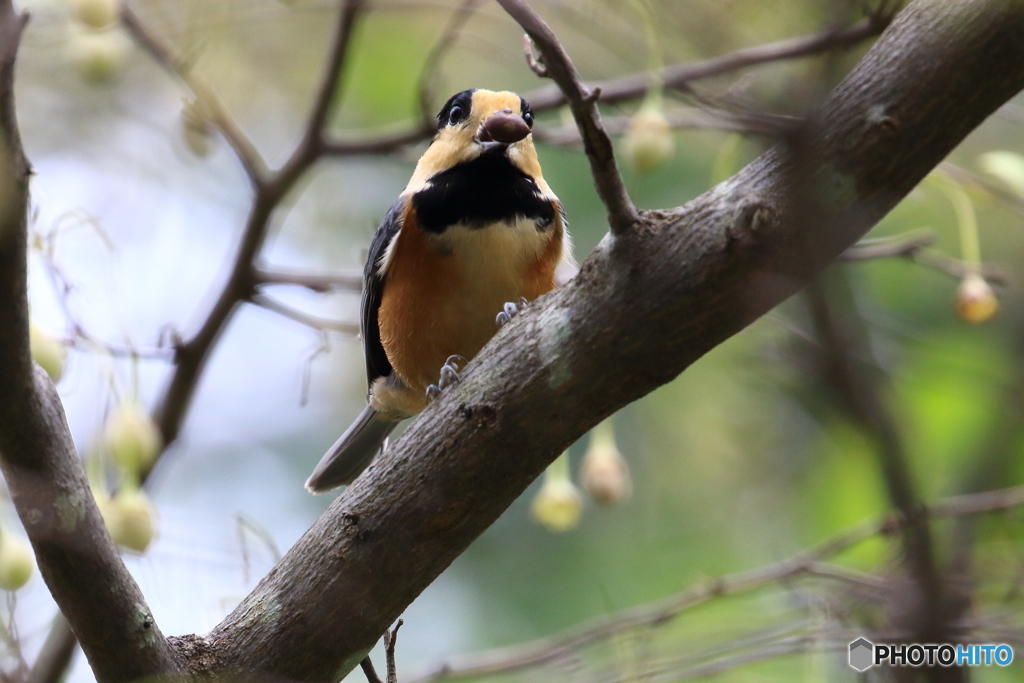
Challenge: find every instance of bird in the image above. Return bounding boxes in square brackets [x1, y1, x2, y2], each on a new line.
[305, 88, 572, 493]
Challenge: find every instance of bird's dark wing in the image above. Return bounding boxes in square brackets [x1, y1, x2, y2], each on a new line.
[361, 196, 407, 393]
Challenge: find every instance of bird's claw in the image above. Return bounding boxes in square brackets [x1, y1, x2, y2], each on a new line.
[426, 354, 467, 403]
[496, 297, 530, 327]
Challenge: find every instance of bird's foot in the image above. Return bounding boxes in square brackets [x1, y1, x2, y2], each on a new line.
[426, 355, 467, 402]
[496, 297, 530, 327]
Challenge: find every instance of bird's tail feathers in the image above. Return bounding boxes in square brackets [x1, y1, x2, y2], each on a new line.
[305, 406, 399, 493]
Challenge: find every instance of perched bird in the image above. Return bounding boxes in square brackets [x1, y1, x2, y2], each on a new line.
[306, 89, 572, 493]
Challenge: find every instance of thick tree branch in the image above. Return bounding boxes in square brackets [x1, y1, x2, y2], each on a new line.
[0, 4, 179, 683]
[497, 0, 639, 234]
[190, 1, 1024, 681]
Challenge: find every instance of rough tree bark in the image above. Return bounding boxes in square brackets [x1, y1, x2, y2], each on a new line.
[0, 0, 1022, 682]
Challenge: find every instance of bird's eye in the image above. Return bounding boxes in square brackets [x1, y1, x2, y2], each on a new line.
[523, 109, 534, 128]
[448, 105, 465, 125]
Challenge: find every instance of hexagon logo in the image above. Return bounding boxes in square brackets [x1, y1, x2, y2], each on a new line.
[849, 638, 874, 671]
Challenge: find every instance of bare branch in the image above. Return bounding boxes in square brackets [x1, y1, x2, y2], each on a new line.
[301, 0, 366, 151]
[120, 4, 269, 188]
[384, 620, 402, 683]
[417, 0, 484, 126]
[25, 617, 75, 683]
[839, 229, 1009, 285]
[521, 15, 894, 110]
[840, 228, 936, 258]
[361, 657, 383, 683]
[252, 293, 359, 335]
[359, 620, 404, 683]
[533, 108, 801, 147]
[409, 483, 1024, 683]
[254, 267, 363, 293]
[326, 14, 889, 158]
[496, 0, 639, 234]
[321, 125, 434, 156]
[152, 0, 366, 453]
[942, 161, 1024, 216]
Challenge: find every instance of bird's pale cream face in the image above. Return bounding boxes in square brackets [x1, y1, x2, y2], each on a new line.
[404, 90, 554, 199]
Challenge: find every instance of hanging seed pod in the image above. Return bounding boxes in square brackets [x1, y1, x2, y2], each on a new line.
[30, 323, 66, 383]
[955, 273, 998, 324]
[531, 453, 583, 532]
[0, 531, 35, 591]
[104, 402, 162, 479]
[624, 107, 675, 174]
[581, 420, 632, 506]
[102, 488, 156, 553]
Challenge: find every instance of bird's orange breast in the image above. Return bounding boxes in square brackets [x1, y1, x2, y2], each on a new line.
[377, 209, 563, 394]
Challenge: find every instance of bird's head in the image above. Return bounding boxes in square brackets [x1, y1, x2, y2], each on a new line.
[404, 89, 547, 194]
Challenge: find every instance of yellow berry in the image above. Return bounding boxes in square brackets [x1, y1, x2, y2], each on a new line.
[581, 428, 631, 506]
[955, 273, 998, 324]
[0, 533, 35, 591]
[70, 0, 120, 30]
[104, 402, 162, 477]
[102, 488, 155, 553]
[68, 27, 129, 84]
[624, 108, 675, 173]
[29, 323, 66, 383]
[531, 478, 583, 532]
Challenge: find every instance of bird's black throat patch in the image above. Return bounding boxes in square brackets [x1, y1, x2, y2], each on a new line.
[412, 151, 555, 234]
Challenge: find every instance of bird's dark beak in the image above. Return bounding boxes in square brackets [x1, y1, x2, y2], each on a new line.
[478, 110, 531, 147]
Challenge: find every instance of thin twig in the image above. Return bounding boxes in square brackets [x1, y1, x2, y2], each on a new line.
[384, 620, 403, 683]
[409, 482, 1024, 683]
[252, 293, 359, 335]
[361, 620, 404, 683]
[321, 125, 435, 156]
[417, 0, 483, 126]
[838, 228, 936, 259]
[24, 617, 75, 683]
[153, 0, 365, 452]
[534, 108, 801, 146]
[942, 161, 1024, 217]
[496, 0, 639, 234]
[523, 34, 546, 77]
[120, 4, 269, 188]
[838, 229, 1008, 285]
[34, 237, 173, 359]
[521, 15, 894, 110]
[254, 267, 363, 293]
[322, 16, 888, 157]
[361, 657, 384, 683]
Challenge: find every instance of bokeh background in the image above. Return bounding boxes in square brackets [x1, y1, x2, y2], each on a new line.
[7, 0, 1024, 680]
